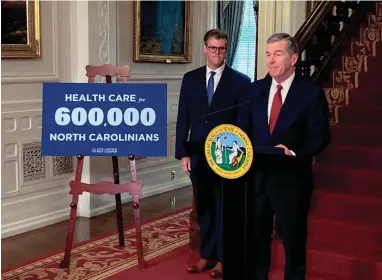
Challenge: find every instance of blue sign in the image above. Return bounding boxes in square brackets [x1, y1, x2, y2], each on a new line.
[41, 83, 167, 157]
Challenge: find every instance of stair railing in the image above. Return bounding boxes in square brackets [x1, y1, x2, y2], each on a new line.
[295, 1, 375, 85]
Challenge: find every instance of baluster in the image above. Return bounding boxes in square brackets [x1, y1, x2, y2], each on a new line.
[296, 60, 311, 77]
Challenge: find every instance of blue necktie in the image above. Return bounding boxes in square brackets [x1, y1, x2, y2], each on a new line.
[207, 71, 216, 105]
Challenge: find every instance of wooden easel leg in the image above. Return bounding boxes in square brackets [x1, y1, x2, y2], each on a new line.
[60, 195, 79, 268]
[60, 155, 84, 268]
[112, 156, 125, 246]
[132, 196, 147, 268]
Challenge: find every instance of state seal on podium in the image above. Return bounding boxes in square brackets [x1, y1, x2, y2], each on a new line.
[205, 124, 253, 179]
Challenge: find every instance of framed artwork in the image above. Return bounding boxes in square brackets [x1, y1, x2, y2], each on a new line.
[1, 0, 41, 59]
[133, 1, 192, 63]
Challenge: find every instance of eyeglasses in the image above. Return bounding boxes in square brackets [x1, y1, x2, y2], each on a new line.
[206, 45, 227, 53]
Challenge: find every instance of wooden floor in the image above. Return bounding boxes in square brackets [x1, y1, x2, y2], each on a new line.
[1, 186, 193, 269]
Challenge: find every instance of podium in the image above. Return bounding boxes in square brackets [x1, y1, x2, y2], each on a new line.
[188, 124, 284, 279]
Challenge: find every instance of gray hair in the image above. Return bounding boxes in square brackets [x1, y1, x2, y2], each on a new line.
[267, 33, 299, 55]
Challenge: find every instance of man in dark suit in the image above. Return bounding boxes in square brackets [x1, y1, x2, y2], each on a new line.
[175, 29, 251, 278]
[237, 33, 331, 279]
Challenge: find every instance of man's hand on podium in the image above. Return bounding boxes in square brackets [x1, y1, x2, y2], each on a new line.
[181, 157, 191, 175]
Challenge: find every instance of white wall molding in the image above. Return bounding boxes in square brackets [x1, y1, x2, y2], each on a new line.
[2, 99, 42, 113]
[68, 0, 91, 218]
[2, 185, 69, 207]
[51, 1, 60, 80]
[290, 1, 307, 37]
[1, 1, 59, 84]
[1, 75, 60, 84]
[70, 0, 90, 83]
[1, 187, 70, 238]
[1, 1, 77, 239]
[257, 0, 277, 79]
[2, 208, 70, 239]
[1, 99, 42, 105]
[197, 0, 208, 68]
[256, 0, 307, 79]
[98, 0, 110, 65]
[206, 0, 218, 30]
[1, 105, 74, 199]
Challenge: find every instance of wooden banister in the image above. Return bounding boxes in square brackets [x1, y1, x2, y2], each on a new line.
[295, 1, 335, 53]
[311, 1, 374, 84]
[293, 1, 374, 84]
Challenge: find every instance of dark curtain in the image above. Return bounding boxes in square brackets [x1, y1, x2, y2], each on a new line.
[217, 1, 245, 66]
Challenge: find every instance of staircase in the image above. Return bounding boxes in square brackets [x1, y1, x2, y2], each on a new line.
[270, 2, 382, 279]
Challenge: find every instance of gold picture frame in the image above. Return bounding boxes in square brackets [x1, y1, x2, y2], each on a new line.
[133, 1, 192, 64]
[1, 0, 41, 59]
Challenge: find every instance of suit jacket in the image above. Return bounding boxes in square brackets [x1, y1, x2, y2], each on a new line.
[237, 74, 331, 194]
[175, 64, 251, 170]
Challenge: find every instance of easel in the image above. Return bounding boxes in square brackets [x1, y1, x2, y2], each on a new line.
[60, 64, 147, 269]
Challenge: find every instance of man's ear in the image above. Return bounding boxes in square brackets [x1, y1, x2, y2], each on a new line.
[203, 44, 208, 55]
[291, 53, 299, 66]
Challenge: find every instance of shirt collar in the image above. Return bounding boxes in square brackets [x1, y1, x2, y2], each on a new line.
[271, 71, 295, 90]
[207, 62, 225, 76]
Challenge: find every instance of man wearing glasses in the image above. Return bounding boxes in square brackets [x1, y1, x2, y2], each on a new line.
[175, 29, 250, 278]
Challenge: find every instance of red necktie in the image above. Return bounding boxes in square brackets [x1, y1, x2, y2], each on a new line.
[269, 84, 283, 134]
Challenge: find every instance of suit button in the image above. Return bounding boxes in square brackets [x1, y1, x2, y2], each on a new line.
[205, 120, 208, 123]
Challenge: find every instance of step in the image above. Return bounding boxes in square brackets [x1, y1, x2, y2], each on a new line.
[340, 55, 368, 73]
[270, 269, 364, 280]
[328, 70, 382, 92]
[363, 55, 382, 70]
[347, 88, 382, 107]
[309, 191, 382, 226]
[331, 71, 359, 88]
[270, 240, 382, 280]
[313, 164, 382, 197]
[338, 106, 382, 125]
[350, 39, 380, 57]
[330, 125, 382, 147]
[317, 145, 382, 170]
[324, 87, 350, 107]
[358, 71, 382, 87]
[270, 269, 360, 280]
[307, 217, 382, 255]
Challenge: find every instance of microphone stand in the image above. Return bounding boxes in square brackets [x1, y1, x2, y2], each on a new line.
[186, 101, 252, 142]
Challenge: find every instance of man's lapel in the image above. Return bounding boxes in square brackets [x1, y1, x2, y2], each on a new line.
[254, 76, 272, 141]
[270, 76, 302, 139]
[209, 65, 230, 108]
[195, 66, 209, 111]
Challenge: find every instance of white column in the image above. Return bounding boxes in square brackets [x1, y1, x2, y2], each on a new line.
[69, 0, 91, 217]
[257, 0, 307, 79]
[207, 1, 218, 30]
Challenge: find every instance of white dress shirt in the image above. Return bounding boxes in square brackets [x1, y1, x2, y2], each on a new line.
[267, 71, 295, 123]
[206, 63, 225, 94]
[268, 72, 296, 156]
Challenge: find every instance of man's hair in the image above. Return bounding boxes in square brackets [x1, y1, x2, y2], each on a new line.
[203, 29, 228, 45]
[267, 33, 299, 55]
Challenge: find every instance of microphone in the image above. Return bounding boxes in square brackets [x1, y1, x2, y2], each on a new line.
[186, 100, 252, 142]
